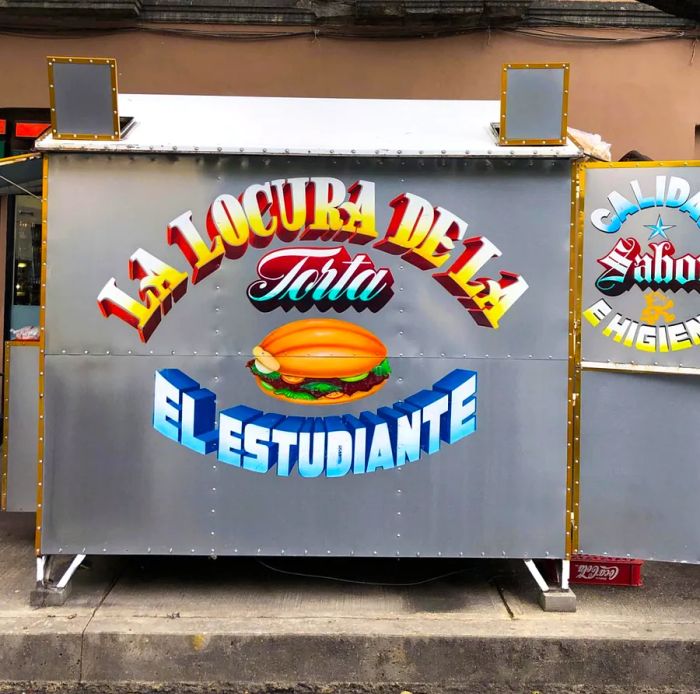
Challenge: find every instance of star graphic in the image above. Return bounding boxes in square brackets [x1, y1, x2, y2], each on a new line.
[644, 215, 675, 241]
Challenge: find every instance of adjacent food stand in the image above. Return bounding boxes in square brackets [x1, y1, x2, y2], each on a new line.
[577, 161, 700, 563]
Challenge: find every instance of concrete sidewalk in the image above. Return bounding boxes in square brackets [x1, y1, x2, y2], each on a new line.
[1, 512, 698, 693]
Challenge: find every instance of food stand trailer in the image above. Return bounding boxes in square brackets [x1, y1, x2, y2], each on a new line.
[0, 59, 697, 609]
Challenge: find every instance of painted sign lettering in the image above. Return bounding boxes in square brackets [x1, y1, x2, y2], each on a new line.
[247, 247, 394, 312]
[97, 177, 528, 341]
[153, 367, 477, 478]
[584, 174, 700, 354]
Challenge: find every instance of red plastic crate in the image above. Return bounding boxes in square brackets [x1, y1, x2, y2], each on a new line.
[571, 555, 643, 586]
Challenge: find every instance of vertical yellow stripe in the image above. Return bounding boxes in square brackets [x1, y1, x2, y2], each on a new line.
[35, 156, 48, 556]
[571, 162, 586, 554]
[566, 160, 583, 558]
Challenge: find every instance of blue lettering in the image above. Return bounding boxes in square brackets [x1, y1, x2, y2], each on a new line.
[153, 367, 477, 478]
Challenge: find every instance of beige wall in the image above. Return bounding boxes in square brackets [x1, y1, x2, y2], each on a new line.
[0, 28, 698, 160]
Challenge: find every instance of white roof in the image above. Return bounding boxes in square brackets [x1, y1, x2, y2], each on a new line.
[37, 94, 581, 158]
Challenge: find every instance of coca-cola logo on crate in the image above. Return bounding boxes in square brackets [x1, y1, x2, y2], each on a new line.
[576, 564, 620, 581]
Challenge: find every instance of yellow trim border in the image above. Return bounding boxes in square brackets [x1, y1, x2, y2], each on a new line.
[499, 63, 570, 147]
[47, 56, 119, 142]
[565, 161, 583, 558]
[35, 156, 48, 555]
[570, 161, 586, 554]
[0, 152, 43, 167]
[583, 159, 700, 169]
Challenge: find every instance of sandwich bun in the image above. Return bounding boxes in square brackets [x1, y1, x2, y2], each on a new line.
[256, 318, 387, 379]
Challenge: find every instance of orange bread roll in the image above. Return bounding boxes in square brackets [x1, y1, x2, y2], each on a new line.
[257, 318, 387, 379]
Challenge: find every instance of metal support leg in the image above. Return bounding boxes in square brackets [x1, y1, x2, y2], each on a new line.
[35, 555, 46, 584]
[56, 553, 86, 589]
[524, 558, 577, 613]
[524, 559, 549, 593]
[30, 553, 85, 607]
[561, 558, 570, 591]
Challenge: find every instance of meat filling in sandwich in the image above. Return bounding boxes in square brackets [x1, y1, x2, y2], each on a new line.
[247, 356, 391, 402]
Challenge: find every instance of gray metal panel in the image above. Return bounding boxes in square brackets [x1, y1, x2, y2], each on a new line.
[579, 370, 700, 563]
[45, 154, 571, 361]
[5, 344, 39, 512]
[582, 165, 700, 368]
[41, 354, 567, 557]
[504, 68, 564, 142]
[52, 62, 115, 136]
[42, 152, 571, 558]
